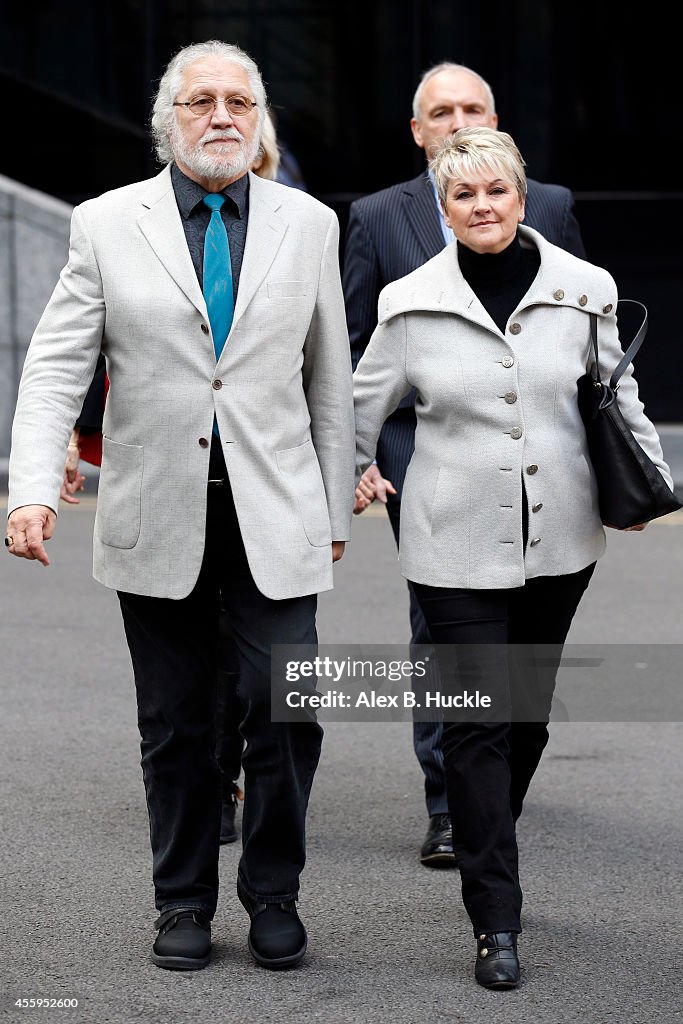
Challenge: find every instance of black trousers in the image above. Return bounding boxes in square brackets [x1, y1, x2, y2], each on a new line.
[215, 610, 244, 791]
[411, 564, 595, 935]
[118, 471, 322, 917]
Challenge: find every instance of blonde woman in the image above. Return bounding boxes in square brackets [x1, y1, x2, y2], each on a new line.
[353, 127, 673, 989]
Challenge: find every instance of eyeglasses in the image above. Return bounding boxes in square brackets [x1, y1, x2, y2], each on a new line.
[173, 95, 258, 118]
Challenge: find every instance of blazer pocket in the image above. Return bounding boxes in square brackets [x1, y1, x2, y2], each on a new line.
[267, 281, 311, 299]
[96, 436, 144, 549]
[276, 439, 332, 547]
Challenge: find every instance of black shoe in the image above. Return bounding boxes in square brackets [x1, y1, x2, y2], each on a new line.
[220, 793, 239, 844]
[420, 813, 457, 867]
[474, 931, 520, 989]
[236, 880, 307, 969]
[151, 908, 211, 970]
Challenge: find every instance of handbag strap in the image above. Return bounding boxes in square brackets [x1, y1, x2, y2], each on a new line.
[589, 298, 648, 390]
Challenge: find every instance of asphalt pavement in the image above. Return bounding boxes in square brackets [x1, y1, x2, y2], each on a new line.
[1, 495, 682, 1024]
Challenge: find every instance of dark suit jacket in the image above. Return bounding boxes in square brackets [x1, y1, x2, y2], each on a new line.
[343, 171, 586, 375]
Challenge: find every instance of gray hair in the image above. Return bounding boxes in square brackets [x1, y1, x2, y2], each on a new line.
[151, 40, 267, 164]
[412, 62, 496, 122]
[429, 127, 527, 208]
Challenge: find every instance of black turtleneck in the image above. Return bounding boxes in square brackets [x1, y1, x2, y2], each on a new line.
[457, 233, 540, 551]
[457, 234, 540, 333]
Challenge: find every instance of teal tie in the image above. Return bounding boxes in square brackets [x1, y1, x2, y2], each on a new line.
[202, 194, 234, 437]
[202, 193, 234, 361]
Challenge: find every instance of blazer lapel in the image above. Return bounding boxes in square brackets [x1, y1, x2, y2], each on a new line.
[137, 166, 207, 318]
[230, 172, 287, 331]
[402, 173, 447, 263]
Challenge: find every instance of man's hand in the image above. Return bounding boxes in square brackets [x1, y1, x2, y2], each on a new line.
[332, 541, 346, 562]
[606, 522, 648, 532]
[353, 464, 397, 515]
[6, 505, 57, 566]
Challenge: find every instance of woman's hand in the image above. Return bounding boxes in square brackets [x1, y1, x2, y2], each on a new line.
[354, 465, 397, 514]
[606, 522, 648, 532]
[61, 429, 86, 503]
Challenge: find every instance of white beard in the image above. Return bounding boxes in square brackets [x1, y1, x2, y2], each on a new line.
[171, 124, 260, 182]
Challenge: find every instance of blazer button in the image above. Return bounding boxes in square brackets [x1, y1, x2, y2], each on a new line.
[510, 427, 523, 440]
[578, 294, 588, 306]
[198, 437, 209, 448]
[526, 464, 538, 475]
[532, 502, 543, 512]
[212, 379, 223, 390]
[529, 537, 541, 547]
[553, 289, 565, 301]
[509, 323, 521, 335]
[603, 303, 613, 313]
[502, 355, 514, 368]
[504, 391, 518, 404]
[201, 323, 209, 334]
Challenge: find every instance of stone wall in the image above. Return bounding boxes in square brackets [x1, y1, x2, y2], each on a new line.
[0, 174, 72, 457]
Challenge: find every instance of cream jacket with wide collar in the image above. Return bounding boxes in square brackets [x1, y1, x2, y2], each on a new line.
[354, 226, 672, 589]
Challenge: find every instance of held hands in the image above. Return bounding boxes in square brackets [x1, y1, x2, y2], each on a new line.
[6, 505, 57, 566]
[353, 464, 397, 515]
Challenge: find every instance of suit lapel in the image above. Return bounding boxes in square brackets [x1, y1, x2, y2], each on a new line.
[137, 166, 207, 317]
[230, 172, 287, 333]
[136, 169, 290, 362]
[402, 173, 446, 263]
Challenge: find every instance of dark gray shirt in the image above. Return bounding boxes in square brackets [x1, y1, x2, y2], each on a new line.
[171, 163, 249, 304]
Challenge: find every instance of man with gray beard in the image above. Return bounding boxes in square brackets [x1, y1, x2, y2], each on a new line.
[6, 40, 354, 972]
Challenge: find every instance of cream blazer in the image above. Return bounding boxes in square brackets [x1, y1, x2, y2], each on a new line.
[9, 167, 355, 600]
[353, 226, 673, 589]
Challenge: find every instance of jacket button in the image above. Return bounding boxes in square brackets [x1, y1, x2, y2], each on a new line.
[578, 294, 588, 306]
[212, 379, 223, 390]
[201, 323, 209, 334]
[603, 303, 613, 313]
[509, 322, 521, 335]
[526, 464, 538, 475]
[198, 437, 209, 448]
[502, 355, 514, 368]
[510, 427, 523, 440]
[553, 289, 565, 301]
[529, 537, 541, 547]
[504, 391, 517, 404]
[532, 502, 543, 513]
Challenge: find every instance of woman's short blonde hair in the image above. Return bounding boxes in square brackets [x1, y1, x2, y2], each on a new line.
[429, 127, 527, 208]
[253, 109, 281, 180]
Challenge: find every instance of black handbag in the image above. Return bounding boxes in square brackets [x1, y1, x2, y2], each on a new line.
[577, 299, 682, 528]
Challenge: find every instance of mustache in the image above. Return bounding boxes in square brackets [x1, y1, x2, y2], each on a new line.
[199, 128, 244, 146]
